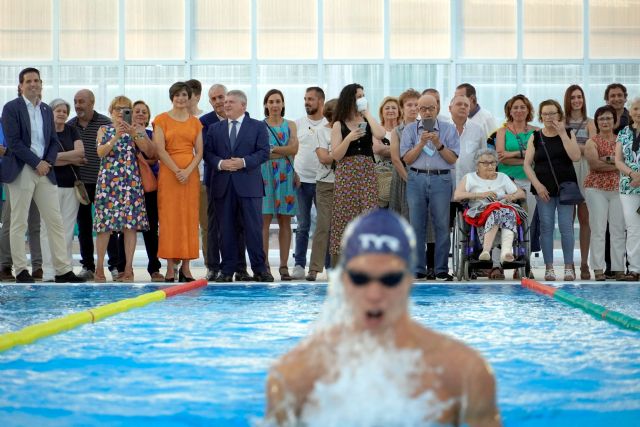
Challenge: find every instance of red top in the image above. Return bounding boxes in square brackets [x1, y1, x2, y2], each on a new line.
[583, 134, 619, 192]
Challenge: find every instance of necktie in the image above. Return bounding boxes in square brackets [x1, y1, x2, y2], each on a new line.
[230, 120, 238, 150]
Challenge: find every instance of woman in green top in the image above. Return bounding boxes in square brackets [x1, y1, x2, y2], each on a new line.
[496, 94, 539, 223]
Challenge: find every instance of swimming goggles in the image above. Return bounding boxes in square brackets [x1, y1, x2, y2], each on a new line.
[346, 270, 406, 288]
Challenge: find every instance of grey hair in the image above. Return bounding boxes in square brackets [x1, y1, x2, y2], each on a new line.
[474, 148, 499, 165]
[210, 83, 228, 94]
[227, 89, 247, 105]
[628, 96, 640, 108]
[49, 98, 71, 114]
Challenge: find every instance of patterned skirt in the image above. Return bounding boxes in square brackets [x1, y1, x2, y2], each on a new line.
[329, 155, 378, 255]
[477, 208, 518, 245]
[388, 167, 409, 220]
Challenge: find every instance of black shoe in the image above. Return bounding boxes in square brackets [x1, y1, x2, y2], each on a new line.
[253, 271, 274, 282]
[215, 273, 234, 283]
[55, 271, 84, 283]
[205, 269, 219, 281]
[15, 270, 35, 283]
[178, 269, 195, 283]
[235, 270, 253, 282]
[435, 272, 454, 281]
[415, 272, 428, 280]
[426, 268, 436, 280]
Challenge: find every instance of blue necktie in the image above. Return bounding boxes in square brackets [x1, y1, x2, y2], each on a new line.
[230, 120, 238, 150]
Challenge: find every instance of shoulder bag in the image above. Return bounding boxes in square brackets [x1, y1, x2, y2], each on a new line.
[56, 139, 90, 205]
[538, 131, 584, 205]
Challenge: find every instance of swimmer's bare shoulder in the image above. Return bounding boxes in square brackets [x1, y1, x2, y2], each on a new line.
[408, 321, 502, 427]
[266, 331, 336, 423]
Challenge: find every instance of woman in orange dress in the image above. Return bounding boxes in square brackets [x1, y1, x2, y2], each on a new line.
[153, 82, 203, 282]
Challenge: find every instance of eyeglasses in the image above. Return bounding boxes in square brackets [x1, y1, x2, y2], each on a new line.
[597, 116, 614, 122]
[541, 112, 558, 117]
[113, 106, 130, 112]
[418, 106, 437, 113]
[346, 269, 406, 288]
[478, 161, 497, 166]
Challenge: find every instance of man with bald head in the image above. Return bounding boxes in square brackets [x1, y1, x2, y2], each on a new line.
[68, 89, 118, 281]
[400, 93, 459, 281]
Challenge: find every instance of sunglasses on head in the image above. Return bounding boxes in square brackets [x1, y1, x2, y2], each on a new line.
[346, 270, 406, 288]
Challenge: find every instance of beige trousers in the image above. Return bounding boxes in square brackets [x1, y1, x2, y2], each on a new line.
[7, 167, 72, 275]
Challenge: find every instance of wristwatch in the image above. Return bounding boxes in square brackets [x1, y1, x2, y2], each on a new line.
[270, 146, 274, 154]
[437, 144, 445, 151]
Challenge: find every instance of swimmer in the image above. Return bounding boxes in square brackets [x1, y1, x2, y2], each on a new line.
[265, 209, 501, 426]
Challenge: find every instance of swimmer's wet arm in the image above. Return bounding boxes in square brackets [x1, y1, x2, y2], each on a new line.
[266, 369, 300, 425]
[462, 358, 502, 427]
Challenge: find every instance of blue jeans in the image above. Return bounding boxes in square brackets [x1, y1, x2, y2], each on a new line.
[406, 171, 452, 274]
[294, 182, 316, 267]
[536, 196, 575, 265]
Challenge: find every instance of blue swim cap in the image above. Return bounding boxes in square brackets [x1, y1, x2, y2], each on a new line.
[340, 209, 416, 268]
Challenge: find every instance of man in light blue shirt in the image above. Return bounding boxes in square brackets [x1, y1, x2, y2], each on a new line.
[400, 93, 459, 280]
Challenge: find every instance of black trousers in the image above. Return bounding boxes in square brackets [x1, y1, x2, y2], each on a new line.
[117, 190, 161, 274]
[207, 186, 247, 273]
[76, 183, 119, 271]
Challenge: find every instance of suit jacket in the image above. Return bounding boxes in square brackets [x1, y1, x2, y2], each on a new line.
[199, 111, 222, 187]
[1, 97, 59, 184]
[204, 112, 269, 199]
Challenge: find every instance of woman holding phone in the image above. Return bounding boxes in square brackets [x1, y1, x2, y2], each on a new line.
[261, 89, 299, 281]
[94, 96, 153, 282]
[583, 105, 626, 281]
[329, 83, 386, 261]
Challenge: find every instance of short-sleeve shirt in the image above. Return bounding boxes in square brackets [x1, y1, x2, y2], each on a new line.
[465, 171, 518, 209]
[315, 126, 334, 183]
[399, 119, 460, 170]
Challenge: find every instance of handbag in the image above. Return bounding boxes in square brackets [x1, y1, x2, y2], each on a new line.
[56, 139, 90, 205]
[136, 151, 157, 193]
[538, 131, 584, 205]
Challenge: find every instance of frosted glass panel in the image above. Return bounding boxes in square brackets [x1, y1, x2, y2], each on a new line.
[258, 0, 317, 59]
[324, 65, 385, 117]
[457, 64, 518, 124]
[125, 0, 185, 59]
[389, 65, 451, 100]
[59, 0, 118, 60]
[523, 0, 582, 59]
[125, 66, 186, 122]
[257, 65, 319, 119]
[590, 0, 640, 59]
[0, 0, 51, 60]
[0, 66, 52, 106]
[193, 0, 251, 59]
[324, 0, 383, 59]
[522, 65, 583, 124]
[58, 66, 120, 116]
[461, 0, 516, 58]
[390, 0, 450, 59]
[589, 64, 640, 115]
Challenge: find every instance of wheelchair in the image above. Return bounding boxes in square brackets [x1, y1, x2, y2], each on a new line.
[451, 202, 530, 281]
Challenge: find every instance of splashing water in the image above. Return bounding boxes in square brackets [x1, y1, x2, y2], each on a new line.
[259, 269, 455, 426]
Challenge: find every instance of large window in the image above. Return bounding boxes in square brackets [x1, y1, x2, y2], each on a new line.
[0, 1, 638, 125]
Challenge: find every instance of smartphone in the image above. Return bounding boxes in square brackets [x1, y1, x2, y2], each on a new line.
[358, 122, 367, 131]
[122, 108, 132, 125]
[422, 118, 436, 132]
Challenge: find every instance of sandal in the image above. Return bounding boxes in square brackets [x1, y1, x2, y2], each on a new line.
[580, 265, 591, 280]
[594, 269, 605, 281]
[279, 266, 292, 281]
[488, 267, 505, 280]
[563, 267, 575, 281]
[120, 270, 134, 283]
[620, 272, 640, 282]
[544, 268, 556, 281]
[94, 269, 106, 283]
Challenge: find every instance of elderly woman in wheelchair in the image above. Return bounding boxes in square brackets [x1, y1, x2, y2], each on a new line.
[454, 149, 527, 264]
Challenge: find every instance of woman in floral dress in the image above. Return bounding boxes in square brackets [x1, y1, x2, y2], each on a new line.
[94, 96, 153, 282]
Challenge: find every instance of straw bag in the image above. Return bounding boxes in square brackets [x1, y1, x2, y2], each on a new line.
[136, 152, 157, 192]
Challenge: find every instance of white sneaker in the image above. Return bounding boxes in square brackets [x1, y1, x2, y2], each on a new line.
[77, 268, 94, 281]
[291, 265, 305, 280]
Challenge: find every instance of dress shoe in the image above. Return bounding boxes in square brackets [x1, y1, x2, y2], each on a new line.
[32, 268, 43, 281]
[205, 269, 219, 281]
[179, 269, 195, 283]
[215, 273, 234, 283]
[55, 271, 84, 283]
[15, 270, 35, 283]
[235, 270, 253, 282]
[0, 267, 15, 282]
[253, 271, 274, 282]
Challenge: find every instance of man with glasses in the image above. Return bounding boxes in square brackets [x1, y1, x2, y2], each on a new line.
[266, 209, 500, 426]
[1, 68, 81, 283]
[400, 94, 460, 280]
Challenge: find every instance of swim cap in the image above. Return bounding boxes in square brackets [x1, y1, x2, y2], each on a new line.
[340, 209, 416, 267]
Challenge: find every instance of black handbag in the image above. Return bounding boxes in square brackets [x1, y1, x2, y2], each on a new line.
[538, 131, 584, 205]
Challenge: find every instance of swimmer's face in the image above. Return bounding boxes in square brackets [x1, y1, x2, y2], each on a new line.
[342, 253, 412, 332]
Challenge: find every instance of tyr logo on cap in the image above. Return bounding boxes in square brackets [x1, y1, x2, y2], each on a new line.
[358, 234, 400, 253]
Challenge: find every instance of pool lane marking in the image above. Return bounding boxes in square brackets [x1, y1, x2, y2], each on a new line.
[0, 279, 208, 353]
[521, 278, 640, 332]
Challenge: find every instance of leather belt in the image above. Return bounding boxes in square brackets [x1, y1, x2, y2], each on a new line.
[409, 168, 450, 175]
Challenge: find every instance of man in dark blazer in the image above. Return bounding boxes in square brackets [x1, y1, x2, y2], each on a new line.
[204, 89, 273, 282]
[1, 67, 81, 283]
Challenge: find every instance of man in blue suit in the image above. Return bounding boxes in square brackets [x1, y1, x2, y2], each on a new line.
[1, 68, 81, 283]
[204, 89, 273, 282]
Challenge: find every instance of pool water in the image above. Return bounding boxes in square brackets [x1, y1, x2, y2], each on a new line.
[0, 283, 639, 426]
